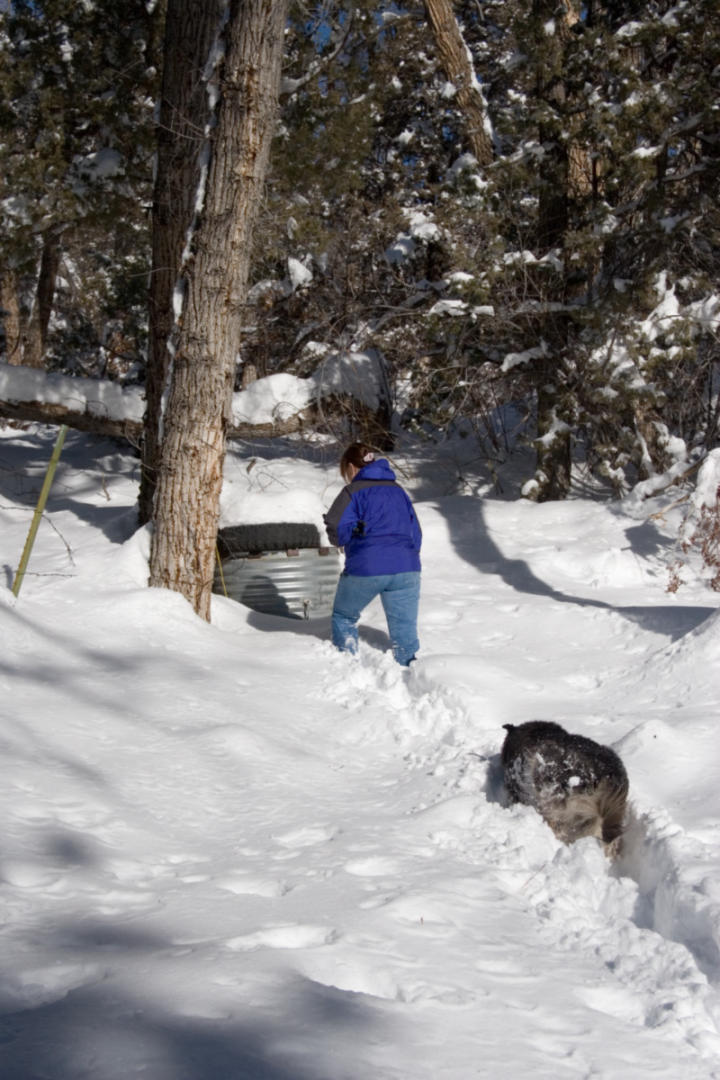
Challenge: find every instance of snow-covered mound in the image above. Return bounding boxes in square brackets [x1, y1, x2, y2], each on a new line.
[1, 424, 719, 1079]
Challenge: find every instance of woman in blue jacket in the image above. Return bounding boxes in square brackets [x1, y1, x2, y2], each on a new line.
[323, 442, 421, 666]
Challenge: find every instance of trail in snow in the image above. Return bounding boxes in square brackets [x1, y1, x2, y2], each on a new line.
[309, 646, 720, 1064]
[1, 427, 720, 1078]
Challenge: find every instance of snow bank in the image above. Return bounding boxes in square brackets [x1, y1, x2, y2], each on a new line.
[230, 372, 313, 425]
[1, 427, 720, 1079]
[230, 350, 384, 425]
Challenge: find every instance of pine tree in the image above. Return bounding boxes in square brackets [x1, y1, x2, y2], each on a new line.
[0, 0, 159, 370]
[241, 2, 483, 438]
[407, 0, 720, 496]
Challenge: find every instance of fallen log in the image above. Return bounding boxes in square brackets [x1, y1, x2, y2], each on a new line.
[0, 396, 320, 443]
[0, 398, 143, 442]
[0, 358, 391, 446]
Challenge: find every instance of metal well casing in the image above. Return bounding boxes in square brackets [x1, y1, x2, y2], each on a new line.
[214, 547, 340, 620]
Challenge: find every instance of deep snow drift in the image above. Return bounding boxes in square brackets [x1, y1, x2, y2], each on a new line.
[1, 423, 720, 1079]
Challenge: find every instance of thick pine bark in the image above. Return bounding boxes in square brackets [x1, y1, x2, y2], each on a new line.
[424, 0, 493, 167]
[148, 0, 287, 620]
[0, 270, 22, 363]
[139, 0, 226, 525]
[21, 231, 61, 369]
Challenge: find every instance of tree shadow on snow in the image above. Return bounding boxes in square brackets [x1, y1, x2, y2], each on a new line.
[244, 608, 391, 655]
[0, 929, 389, 1080]
[0, 602, 218, 798]
[0, 426, 140, 545]
[430, 495, 714, 641]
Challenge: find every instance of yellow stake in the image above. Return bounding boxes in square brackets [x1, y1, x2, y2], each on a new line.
[12, 424, 69, 598]
[215, 544, 229, 598]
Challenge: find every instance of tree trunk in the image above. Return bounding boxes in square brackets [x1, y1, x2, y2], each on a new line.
[533, 358, 573, 501]
[22, 231, 62, 368]
[0, 270, 22, 363]
[424, 0, 493, 167]
[528, 0, 573, 501]
[139, 0, 227, 525]
[148, 0, 288, 620]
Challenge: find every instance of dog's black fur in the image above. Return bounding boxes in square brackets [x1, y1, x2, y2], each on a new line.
[501, 721, 629, 853]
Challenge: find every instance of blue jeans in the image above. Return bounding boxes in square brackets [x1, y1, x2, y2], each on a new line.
[332, 572, 420, 666]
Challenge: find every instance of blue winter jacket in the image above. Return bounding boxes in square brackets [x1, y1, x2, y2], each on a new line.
[323, 459, 422, 576]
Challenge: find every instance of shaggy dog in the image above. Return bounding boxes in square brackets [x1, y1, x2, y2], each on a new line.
[501, 721, 629, 853]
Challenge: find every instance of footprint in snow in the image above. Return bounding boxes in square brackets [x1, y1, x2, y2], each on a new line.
[299, 940, 479, 1007]
[2, 962, 101, 1012]
[272, 824, 337, 849]
[344, 855, 402, 877]
[92, 888, 159, 916]
[225, 924, 335, 951]
[214, 873, 290, 898]
[1, 861, 61, 890]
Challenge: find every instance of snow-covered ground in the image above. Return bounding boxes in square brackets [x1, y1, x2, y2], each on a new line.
[1, 423, 720, 1079]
